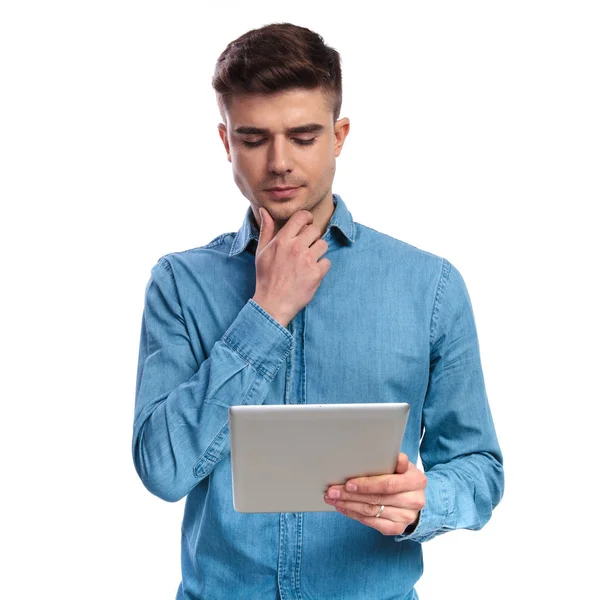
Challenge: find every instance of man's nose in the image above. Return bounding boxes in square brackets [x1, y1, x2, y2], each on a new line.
[267, 137, 293, 174]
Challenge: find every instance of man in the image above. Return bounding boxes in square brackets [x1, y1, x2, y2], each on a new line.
[133, 22, 504, 600]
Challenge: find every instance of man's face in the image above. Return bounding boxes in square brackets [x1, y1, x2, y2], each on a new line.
[218, 87, 350, 229]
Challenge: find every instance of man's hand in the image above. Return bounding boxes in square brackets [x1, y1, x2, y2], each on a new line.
[324, 453, 427, 536]
[252, 207, 331, 327]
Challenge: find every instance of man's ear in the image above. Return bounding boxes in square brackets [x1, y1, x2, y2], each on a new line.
[217, 123, 231, 162]
[333, 117, 350, 158]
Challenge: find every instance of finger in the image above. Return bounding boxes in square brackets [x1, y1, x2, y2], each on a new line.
[296, 222, 322, 247]
[335, 506, 415, 536]
[344, 466, 426, 496]
[325, 488, 386, 506]
[333, 500, 419, 523]
[396, 453, 409, 474]
[317, 257, 331, 278]
[279, 210, 314, 239]
[308, 238, 329, 261]
[256, 207, 275, 254]
[326, 489, 426, 512]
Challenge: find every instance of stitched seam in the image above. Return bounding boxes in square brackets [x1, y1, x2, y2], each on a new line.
[229, 229, 242, 255]
[192, 421, 228, 478]
[277, 513, 287, 600]
[157, 257, 194, 342]
[248, 299, 294, 339]
[329, 194, 355, 242]
[221, 336, 275, 381]
[157, 256, 175, 279]
[440, 473, 449, 529]
[301, 308, 307, 404]
[295, 513, 303, 599]
[429, 258, 452, 346]
[203, 233, 233, 249]
[202, 424, 229, 465]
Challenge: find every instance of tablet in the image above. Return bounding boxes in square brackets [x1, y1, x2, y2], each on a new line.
[229, 402, 410, 513]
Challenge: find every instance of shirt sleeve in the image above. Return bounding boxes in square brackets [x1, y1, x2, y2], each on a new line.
[132, 257, 293, 502]
[395, 259, 504, 543]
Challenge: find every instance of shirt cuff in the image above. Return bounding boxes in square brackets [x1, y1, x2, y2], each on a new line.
[222, 299, 293, 381]
[394, 470, 451, 543]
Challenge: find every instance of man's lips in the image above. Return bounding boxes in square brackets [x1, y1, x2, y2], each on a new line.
[264, 186, 303, 199]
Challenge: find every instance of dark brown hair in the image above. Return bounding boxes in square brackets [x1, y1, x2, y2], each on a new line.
[212, 22, 342, 123]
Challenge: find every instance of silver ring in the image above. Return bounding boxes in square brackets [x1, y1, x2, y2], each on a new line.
[375, 504, 385, 518]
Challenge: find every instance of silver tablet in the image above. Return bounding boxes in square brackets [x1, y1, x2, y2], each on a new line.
[229, 402, 410, 513]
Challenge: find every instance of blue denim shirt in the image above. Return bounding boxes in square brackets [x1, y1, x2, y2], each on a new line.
[133, 194, 504, 600]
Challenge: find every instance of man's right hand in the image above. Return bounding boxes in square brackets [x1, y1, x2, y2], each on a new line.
[252, 207, 331, 327]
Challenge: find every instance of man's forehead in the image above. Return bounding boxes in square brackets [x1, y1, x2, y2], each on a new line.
[226, 88, 332, 131]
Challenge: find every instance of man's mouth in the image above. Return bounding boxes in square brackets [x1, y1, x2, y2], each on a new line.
[264, 186, 303, 199]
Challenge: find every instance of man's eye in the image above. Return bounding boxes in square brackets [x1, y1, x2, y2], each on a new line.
[294, 138, 316, 146]
[241, 138, 316, 148]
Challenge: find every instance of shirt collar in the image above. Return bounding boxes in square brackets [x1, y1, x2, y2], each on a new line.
[228, 193, 356, 257]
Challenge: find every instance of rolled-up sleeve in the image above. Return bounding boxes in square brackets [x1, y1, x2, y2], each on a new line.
[132, 257, 292, 502]
[396, 259, 504, 543]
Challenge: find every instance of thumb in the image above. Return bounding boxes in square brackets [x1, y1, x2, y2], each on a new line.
[395, 453, 410, 474]
[256, 206, 275, 254]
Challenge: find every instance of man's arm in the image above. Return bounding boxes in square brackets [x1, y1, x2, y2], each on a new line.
[132, 256, 293, 502]
[133, 209, 331, 503]
[395, 259, 504, 542]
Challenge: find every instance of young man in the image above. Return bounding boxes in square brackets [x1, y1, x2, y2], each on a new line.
[133, 22, 504, 600]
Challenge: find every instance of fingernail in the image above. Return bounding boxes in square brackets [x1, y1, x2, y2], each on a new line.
[327, 489, 340, 499]
[346, 482, 357, 492]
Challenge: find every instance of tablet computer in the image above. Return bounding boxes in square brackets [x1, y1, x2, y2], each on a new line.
[229, 402, 410, 513]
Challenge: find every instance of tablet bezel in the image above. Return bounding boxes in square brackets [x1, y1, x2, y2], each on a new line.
[229, 402, 410, 513]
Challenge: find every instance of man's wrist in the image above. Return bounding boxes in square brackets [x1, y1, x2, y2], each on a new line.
[251, 296, 292, 328]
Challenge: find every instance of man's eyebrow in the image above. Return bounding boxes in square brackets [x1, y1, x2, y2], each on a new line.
[233, 123, 325, 135]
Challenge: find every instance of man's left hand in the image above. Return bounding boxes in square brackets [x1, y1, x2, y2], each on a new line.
[324, 453, 427, 536]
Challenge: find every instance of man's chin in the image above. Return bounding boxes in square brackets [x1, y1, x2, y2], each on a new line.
[261, 195, 308, 215]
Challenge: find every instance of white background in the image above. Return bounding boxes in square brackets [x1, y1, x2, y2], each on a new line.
[1, 1, 598, 598]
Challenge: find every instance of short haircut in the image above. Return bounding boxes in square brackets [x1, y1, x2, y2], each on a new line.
[212, 22, 343, 124]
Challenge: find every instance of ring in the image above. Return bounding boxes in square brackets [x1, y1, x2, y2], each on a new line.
[375, 504, 385, 518]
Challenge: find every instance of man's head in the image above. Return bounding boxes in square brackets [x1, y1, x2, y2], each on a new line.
[213, 23, 350, 233]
